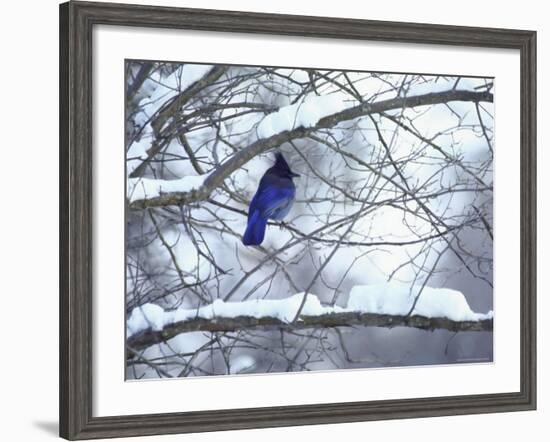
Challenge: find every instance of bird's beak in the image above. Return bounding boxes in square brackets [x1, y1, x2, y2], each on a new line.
[291, 172, 301, 178]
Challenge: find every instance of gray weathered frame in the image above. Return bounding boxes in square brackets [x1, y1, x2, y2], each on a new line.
[59, 1, 537, 439]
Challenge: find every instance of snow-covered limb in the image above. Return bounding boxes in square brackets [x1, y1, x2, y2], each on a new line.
[127, 173, 210, 203]
[256, 94, 355, 139]
[128, 88, 493, 210]
[126, 283, 493, 352]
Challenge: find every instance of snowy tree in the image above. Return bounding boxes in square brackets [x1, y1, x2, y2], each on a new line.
[125, 61, 494, 379]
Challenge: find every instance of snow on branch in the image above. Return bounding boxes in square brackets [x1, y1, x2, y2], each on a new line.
[127, 173, 210, 204]
[256, 94, 354, 139]
[128, 89, 493, 210]
[126, 283, 493, 353]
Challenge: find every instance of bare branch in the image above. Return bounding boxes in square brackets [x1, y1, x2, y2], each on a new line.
[130, 66, 229, 178]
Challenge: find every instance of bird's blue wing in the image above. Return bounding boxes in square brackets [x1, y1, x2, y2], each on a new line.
[250, 184, 295, 219]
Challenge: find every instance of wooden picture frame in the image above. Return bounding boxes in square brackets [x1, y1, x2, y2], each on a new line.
[59, 1, 536, 439]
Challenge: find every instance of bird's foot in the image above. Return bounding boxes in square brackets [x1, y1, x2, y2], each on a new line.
[279, 221, 287, 231]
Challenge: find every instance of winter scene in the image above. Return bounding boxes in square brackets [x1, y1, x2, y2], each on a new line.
[125, 60, 494, 379]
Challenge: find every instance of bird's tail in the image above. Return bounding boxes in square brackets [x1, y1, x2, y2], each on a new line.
[242, 210, 268, 246]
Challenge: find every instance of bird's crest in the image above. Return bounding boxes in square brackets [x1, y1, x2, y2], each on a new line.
[274, 152, 290, 170]
[273, 152, 300, 177]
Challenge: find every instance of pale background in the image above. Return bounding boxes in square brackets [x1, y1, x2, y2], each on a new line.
[0, 0, 546, 440]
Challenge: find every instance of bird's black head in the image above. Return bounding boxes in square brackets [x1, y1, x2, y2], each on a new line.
[272, 152, 300, 179]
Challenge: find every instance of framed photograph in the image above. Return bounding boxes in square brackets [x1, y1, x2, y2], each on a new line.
[59, 1, 536, 439]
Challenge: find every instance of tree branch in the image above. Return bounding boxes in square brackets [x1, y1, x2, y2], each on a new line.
[127, 311, 493, 353]
[128, 89, 493, 210]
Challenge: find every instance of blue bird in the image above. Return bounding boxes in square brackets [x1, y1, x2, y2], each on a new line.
[242, 152, 300, 246]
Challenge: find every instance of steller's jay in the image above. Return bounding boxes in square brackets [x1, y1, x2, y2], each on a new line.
[242, 152, 300, 246]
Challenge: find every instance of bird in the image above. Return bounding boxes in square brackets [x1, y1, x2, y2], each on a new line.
[242, 152, 300, 246]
